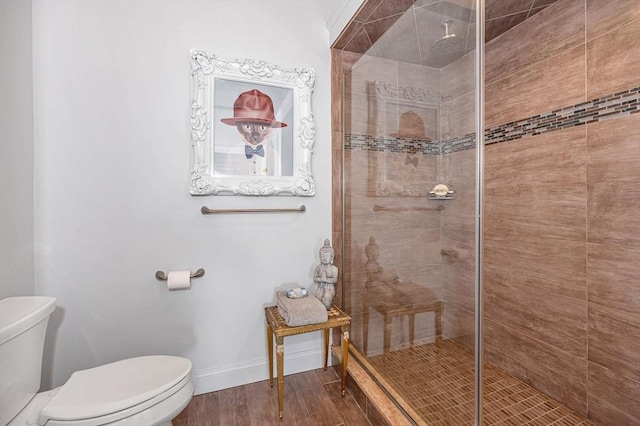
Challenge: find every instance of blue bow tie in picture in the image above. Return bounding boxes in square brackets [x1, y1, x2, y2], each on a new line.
[245, 144, 265, 159]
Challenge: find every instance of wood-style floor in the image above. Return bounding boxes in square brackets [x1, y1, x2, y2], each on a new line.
[174, 367, 371, 426]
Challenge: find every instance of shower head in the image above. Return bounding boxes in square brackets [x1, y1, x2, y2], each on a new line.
[431, 20, 466, 55]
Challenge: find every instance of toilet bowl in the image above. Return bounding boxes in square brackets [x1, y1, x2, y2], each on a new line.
[0, 297, 194, 426]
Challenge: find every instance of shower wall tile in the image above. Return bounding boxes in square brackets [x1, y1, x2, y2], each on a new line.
[442, 149, 476, 191]
[374, 38, 422, 66]
[344, 255, 367, 301]
[484, 127, 587, 241]
[365, 9, 416, 49]
[397, 203, 442, 229]
[442, 194, 476, 324]
[586, 0, 640, 41]
[587, 361, 640, 425]
[345, 201, 400, 241]
[485, 0, 534, 20]
[333, 22, 365, 51]
[333, 141, 344, 311]
[483, 319, 588, 414]
[483, 123, 589, 408]
[397, 265, 442, 295]
[400, 154, 439, 184]
[366, 0, 413, 26]
[343, 149, 366, 197]
[441, 134, 476, 329]
[483, 279, 587, 357]
[440, 51, 475, 100]
[485, 0, 585, 85]
[587, 113, 640, 184]
[442, 263, 475, 312]
[344, 92, 371, 136]
[587, 19, 640, 101]
[442, 90, 476, 139]
[332, 149, 343, 218]
[332, 50, 343, 140]
[341, 156, 361, 197]
[357, 151, 437, 196]
[442, 302, 475, 352]
[415, 0, 475, 24]
[588, 242, 640, 314]
[344, 54, 398, 95]
[588, 302, 640, 382]
[398, 62, 440, 98]
[484, 124, 586, 181]
[441, 226, 475, 264]
[485, 11, 528, 43]
[484, 235, 587, 299]
[442, 191, 476, 233]
[333, 49, 346, 314]
[399, 223, 442, 267]
[533, 0, 559, 7]
[527, 5, 550, 19]
[340, 50, 364, 75]
[346, 26, 376, 55]
[485, 45, 585, 127]
[586, 113, 640, 318]
[350, 224, 399, 269]
[587, 180, 640, 244]
[352, 0, 383, 24]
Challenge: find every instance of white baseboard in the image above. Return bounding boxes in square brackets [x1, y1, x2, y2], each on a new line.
[193, 346, 331, 395]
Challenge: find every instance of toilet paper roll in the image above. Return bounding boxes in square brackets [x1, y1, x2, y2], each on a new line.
[167, 270, 192, 291]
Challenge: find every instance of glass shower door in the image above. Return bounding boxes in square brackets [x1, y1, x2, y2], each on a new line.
[340, 1, 481, 423]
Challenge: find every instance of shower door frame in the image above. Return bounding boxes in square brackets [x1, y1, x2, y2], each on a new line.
[474, 1, 485, 424]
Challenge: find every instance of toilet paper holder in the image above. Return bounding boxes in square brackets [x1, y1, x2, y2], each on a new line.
[155, 268, 205, 281]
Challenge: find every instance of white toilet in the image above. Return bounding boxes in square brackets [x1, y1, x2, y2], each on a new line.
[0, 297, 194, 426]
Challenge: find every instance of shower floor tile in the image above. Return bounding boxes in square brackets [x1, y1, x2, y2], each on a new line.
[365, 340, 594, 425]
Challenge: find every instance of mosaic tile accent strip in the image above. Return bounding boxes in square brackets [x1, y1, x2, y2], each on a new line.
[484, 86, 639, 146]
[442, 134, 477, 155]
[345, 87, 640, 155]
[344, 133, 441, 155]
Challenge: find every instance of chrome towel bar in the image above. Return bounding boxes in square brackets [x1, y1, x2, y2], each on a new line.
[373, 204, 444, 212]
[201, 205, 306, 214]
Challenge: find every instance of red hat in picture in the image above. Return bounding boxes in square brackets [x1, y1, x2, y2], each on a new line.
[221, 89, 288, 128]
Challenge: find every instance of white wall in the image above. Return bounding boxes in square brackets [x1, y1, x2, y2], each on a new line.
[0, 0, 35, 298]
[31, 0, 337, 393]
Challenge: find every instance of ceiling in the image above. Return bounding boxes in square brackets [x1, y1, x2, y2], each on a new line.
[334, 0, 558, 68]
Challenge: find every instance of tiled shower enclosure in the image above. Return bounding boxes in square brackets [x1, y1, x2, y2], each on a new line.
[331, 0, 639, 424]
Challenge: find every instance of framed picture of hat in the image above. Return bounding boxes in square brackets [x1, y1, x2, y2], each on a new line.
[189, 50, 316, 196]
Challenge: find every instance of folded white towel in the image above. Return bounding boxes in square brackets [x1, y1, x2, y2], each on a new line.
[276, 290, 328, 327]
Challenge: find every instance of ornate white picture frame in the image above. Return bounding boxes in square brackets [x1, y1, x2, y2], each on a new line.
[189, 50, 316, 196]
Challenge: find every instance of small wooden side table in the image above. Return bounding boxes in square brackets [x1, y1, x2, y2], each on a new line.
[265, 305, 351, 420]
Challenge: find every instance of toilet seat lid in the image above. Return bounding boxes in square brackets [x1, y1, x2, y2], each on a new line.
[39, 355, 192, 422]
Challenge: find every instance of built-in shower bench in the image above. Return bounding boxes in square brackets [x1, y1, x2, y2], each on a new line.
[362, 282, 442, 355]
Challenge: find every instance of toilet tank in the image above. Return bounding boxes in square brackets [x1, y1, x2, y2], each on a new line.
[0, 297, 56, 426]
